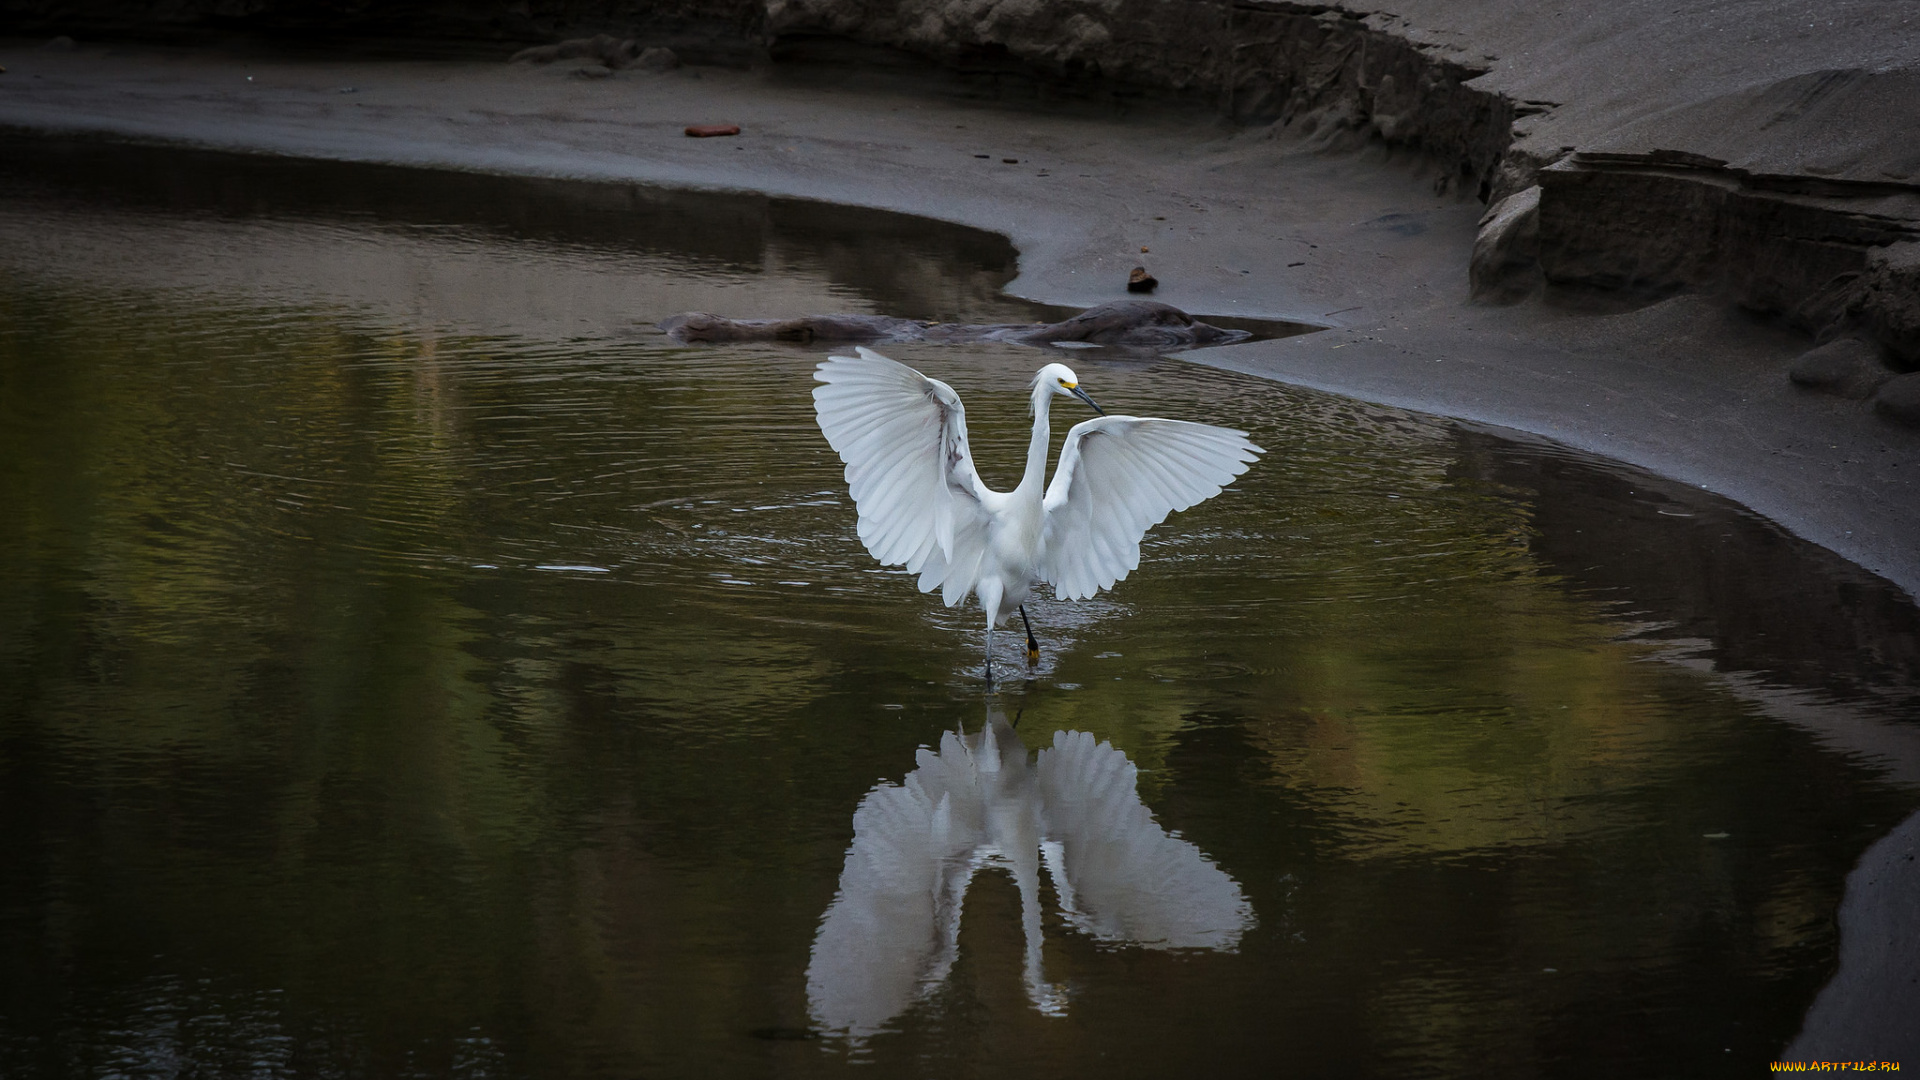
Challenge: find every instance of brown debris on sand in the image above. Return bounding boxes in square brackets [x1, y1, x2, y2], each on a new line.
[1126, 267, 1158, 293]
[660, 300, 1247, 349]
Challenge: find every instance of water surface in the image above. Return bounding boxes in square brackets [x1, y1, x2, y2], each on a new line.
[2, 138, 1917, 1079]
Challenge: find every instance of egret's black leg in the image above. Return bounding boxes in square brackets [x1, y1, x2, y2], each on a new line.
[984, 626, 995, 690]
[1018, 606, 1040, 662]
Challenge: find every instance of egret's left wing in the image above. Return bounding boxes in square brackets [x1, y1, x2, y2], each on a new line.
[1038, 416, 1260, 601]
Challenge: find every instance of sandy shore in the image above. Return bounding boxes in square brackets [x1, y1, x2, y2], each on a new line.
[1, 39, 1915, 605]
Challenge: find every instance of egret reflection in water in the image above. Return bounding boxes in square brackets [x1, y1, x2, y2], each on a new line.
[806, 707, 1253, 1038]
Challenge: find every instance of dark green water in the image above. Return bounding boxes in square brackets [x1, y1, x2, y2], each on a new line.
[2, 138, 1918, 1079]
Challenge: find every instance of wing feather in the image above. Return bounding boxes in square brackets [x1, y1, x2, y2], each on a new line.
[1038, 416, 1260, 601]
[814, 348, 993, 603]
[1036, 730, 1253, 949]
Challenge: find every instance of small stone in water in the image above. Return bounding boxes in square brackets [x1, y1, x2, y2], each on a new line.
[686, 124, 741, 138]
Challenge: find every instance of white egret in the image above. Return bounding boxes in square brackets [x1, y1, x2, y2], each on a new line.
[812, 347, 1261, 677]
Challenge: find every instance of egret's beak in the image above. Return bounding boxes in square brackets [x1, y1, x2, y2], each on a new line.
[1070, 385, 1106, 415]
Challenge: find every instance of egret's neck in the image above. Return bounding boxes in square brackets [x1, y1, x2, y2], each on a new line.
[1018, 383, 1054, 497]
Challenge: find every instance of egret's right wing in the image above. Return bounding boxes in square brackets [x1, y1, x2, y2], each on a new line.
[813, 347, 992, 603]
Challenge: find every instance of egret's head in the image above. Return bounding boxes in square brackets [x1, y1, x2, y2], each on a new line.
[1036, 363, 1105, 415]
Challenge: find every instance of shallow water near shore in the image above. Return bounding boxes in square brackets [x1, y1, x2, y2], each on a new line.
[2, 137, 1918, 1078]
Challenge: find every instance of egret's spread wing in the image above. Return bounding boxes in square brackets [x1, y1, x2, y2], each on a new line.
[1035, 730, 1253, 950]
[806, 731, 986, 1037]
[1039, 416, 1260, 600]
[813, 347, 992, 604]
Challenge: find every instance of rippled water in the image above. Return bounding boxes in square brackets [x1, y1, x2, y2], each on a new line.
[2, 136, 1918, 1078]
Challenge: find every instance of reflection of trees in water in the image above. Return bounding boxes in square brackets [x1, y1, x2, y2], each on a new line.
[808, 708, 1251, 1038]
